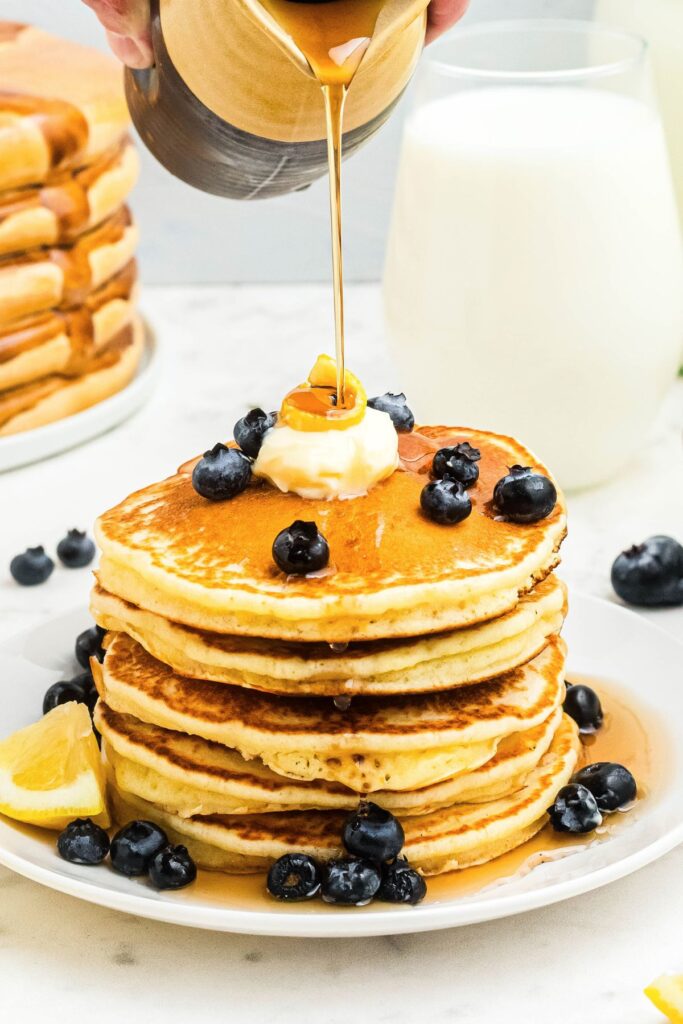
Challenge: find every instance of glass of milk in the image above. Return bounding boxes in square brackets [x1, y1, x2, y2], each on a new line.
[383, 21, 683, 490]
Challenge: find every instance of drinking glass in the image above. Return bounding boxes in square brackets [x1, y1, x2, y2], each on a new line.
[383, 21, 683, 489]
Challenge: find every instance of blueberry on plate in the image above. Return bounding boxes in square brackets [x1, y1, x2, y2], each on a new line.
[75, 625, 106, 668]
[56, 529, 96, 569]
[548, 783, 602, 834]
[321, 858, 382, 906]
[42, 675, 93, 716]
[611, 535, 683, 608]
[234, 408, 277, 459]
[377, 859, 427, 905]
[192, 443, 252, 501]
[572, 762, 637, 812]
[9, 546, 54, 586]
[342, 801, 405, 862]
[563, 683, 603, 733]
[493, 466, 557, 524]
[432, 443, 481, 488]
[148, 844, 197, 890]
[420, 479, 472, 525]
[267, 853, 322, 902]
[272, 520, 329, 575]
[367, 393, 415, 433]
[57, 818, 110, 865]
[110, 820, 169, 877]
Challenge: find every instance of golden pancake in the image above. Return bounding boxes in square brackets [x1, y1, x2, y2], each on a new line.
[0, 314, 144, 436]
[90, 574, 565, 696]
[0, 23, 129, 191]
[0, 261, 137, 391]
[95, 427, 567, 642]
[107, 714, 581, 875]
[98, 702, 563, 816]
[0, 207, 138, 326]
[0, 139, 139, 258]
[96, 632, 566, 792]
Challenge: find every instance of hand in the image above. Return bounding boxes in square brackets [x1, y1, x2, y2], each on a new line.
[82, 0, 468, 68]
[81, 0, 152, 68]
[426, 0, 470, 43]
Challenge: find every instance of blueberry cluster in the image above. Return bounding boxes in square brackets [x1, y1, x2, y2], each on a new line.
[267, 801, 426, 907]
[191, 408, 277, 502]
[42, 624, 105, 722]
[611, 535, 683, 608]
[548, 680, 637, 834]
[57, 817, 197, 890]
[10, 530, 96, 586]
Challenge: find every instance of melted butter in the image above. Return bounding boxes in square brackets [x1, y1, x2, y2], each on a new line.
[2, 678, 663, 912]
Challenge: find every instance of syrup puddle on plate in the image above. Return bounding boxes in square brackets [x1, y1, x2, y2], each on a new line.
[2, 677, 666, 913]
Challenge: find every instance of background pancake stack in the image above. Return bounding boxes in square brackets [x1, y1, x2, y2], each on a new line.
[0, 22, 143, 437]
[91, 425, 581, 877]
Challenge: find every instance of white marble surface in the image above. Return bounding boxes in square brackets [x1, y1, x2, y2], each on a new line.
[0, 284, 682, 1023]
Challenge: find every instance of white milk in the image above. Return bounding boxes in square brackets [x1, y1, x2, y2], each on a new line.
[597, 0, 683, 228]
[383, 86, 683, 489]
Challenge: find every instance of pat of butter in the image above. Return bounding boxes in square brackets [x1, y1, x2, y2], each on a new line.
[254, 407, 398, 500]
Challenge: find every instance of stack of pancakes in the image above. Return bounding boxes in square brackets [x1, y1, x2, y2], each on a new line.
[0, 23, 143, 437]
[91, 425, 580, 877]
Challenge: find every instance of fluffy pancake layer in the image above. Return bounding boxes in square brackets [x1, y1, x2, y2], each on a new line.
[0, 140, 139, 258]
[0, 207, 138, 326]
[0, 23, 130, 191]
[98, 702, 563, 816]
[96, 632, 566, 792]
[107, 713, 581, 875]
[0, 261, 137, 391]
[95, 427, 567, 642]
[0, 314, 144, 436]
[91, 574, 566, 696]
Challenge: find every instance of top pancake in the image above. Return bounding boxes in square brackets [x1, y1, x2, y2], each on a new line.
[0, 23, 130, 191]
[96, 426, 567, 641]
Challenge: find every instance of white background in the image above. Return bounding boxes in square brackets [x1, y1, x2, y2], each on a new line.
[6, 0, 592, 282]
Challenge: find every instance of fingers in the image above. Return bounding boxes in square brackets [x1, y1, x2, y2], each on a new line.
[81, 0, 153, 67]
[426, 0, 470, 43]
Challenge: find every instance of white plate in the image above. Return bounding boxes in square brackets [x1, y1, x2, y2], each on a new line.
[0, 320, 159, 473]
[0, 593, 681, 937]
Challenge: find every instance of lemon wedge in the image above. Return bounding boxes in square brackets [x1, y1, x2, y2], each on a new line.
[280, 354, 367, 431]
[0, 703, 109, 830]
[645, 976, 683, 1022]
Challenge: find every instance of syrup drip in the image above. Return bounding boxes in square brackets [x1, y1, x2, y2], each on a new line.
[0, 92, 89, 175]
[333, 694, 353, 711]
[260, 0, 388, 407]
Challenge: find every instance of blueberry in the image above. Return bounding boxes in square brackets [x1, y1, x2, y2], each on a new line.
[148, 844, 197, 890]
[432, 443, 481, 488]
[57, 818, 110, 865]
[548, 783, 602, 834]
[377, 859, 427, 905]
[572, 762, 637, 812]
[611, 536, 683, 608]
[56, 529, 96, 568]
[9, 546, 54, 586]
[192, 443, 252, 501]
[110, 820, 169, 876]
[272, 520, 329, 575]
[267, 853, 322, 902]
[342, 801, 405, 862]
[75, 625, 106, 668]
[367, 393, 414, 433]
[420, 479, 472, 525]
[563, 684, 603, 733]
[43, 675, 93, 715]
[493, 466, 557, 524]
[234, 408, 277, 459]
[321, 858, 381, 906]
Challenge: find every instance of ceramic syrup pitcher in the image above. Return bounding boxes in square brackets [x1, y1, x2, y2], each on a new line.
[125, 0, 429, 198]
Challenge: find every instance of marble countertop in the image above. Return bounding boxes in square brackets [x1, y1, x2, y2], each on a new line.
[1, 285, 682, 1023]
